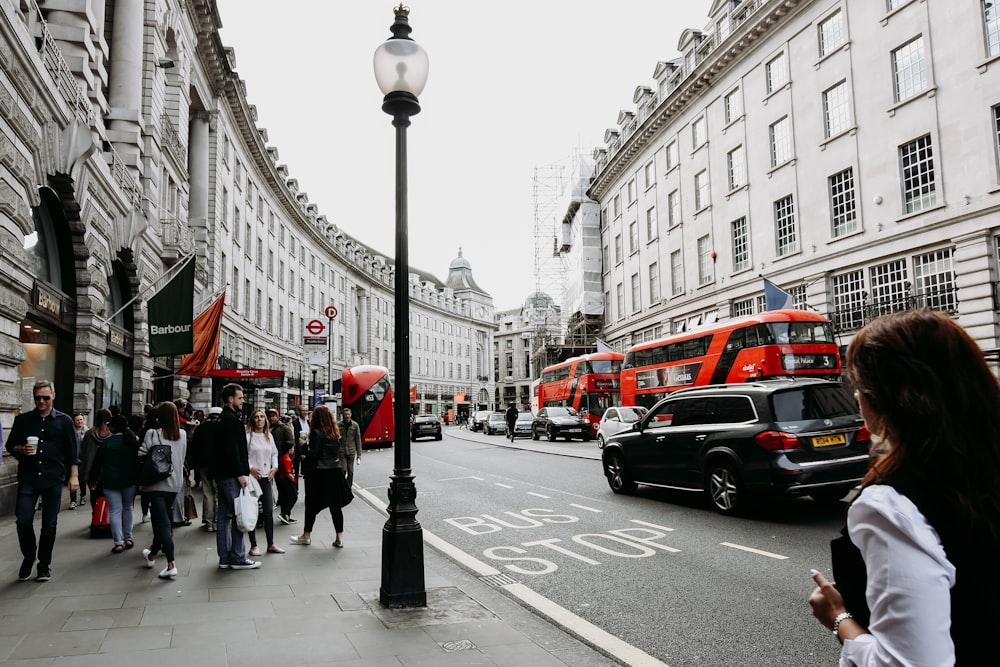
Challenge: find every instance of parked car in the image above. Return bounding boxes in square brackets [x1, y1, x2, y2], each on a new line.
[596, 406, 648, 449]
[532, 406, 591, 442]
[484, 412, 507, 435]
[601, 378, 871, 515]
[510, 412, 534, 439]
[410, 414, 442, 441]
[470, 410, 492, 432]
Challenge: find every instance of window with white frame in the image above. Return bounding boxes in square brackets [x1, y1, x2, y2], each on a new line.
[789, 284, 806, 309]
[613, 194, 622, 218]
[616, 283, 625, 318]
[731, 217, 750, 272]
[602, 243, 609, 271]
[892, 36, 927, 103]
[988, 1, 1000, 57]
[823, 81, 851, 138]
[900, 134, 936, 213]
[870, 259, 908, 315]
[692, 117, 707, 148]
[887, 0, 904, 10]
[832, 269, 865, 331]
[615, 234, 623, 264]
[646, 206, 657, 240]
[830, 168, 858, 237]
[670, 249, 683, 296]
[630, 273, 640, 312]
[774, 195, 798, 256]
[766, 52, 789, 93]
[668, 189, 680, 226]
[914, 248, 956, 312]
[629, 221, 639, 254]
[627, 179, 636, 204]
[732, 298, 754, 317]
[601, 207, 608, 230]
[725, 88, 743, 124]
[649, 261, 660, 302]
[694, 170, 710, 210]
[994, 105, 1000, 176]
[644, 160, 655, 189]
[770, 117, 793, 167]
[697, 235, 713, 286]
[818, 11, 844, 57]
[727, 145, 746, 190]
[666, 141, 678, 170]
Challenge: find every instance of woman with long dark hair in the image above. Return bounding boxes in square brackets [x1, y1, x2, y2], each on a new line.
[245, 409, 283, 555]
[87, 411, 138, 553]
[138, 402, 188, 579]
[809, 309, 1000, 664]
[289, 405, 351, 548]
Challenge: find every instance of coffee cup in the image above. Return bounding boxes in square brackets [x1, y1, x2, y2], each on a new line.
[25, 436, 38, 455]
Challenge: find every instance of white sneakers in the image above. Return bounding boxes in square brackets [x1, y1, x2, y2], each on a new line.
[141, 549, 156, 569]
[158, 566, 177, 579]
[288, 535, 311, 545]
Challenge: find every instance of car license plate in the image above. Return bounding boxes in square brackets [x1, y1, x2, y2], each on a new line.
[567, 428, 580, 433]
[812, 434, 846, 448]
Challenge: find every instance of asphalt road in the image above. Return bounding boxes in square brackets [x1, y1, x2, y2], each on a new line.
[354, 427, 846, 666]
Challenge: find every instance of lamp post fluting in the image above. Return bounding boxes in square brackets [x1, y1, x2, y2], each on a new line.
[374, 3, 428, 608]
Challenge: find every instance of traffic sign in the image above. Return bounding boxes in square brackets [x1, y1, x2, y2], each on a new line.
[325, 305, 339, 319]
[303, 318, 327, 338]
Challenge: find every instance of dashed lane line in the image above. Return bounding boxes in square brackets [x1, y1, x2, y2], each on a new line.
[720, 542, 789, 560]
[569, 503, 603, 513]
[495, 483, 514, 489]
[526, 492, 551, 498]
[629, 520, 675, 531]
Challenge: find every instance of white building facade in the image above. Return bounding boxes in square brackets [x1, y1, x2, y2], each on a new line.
[590, 0, 1000, 356]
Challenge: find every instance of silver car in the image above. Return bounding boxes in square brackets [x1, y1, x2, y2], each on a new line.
[596, 406, 648, 449]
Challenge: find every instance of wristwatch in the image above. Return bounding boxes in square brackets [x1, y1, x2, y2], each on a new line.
[832, 611, 853, 639]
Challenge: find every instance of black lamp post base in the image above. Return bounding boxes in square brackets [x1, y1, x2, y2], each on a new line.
[379, 519, 426, 608]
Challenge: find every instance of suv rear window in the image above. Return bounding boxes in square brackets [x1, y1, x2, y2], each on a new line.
[770, 385, 856, 421]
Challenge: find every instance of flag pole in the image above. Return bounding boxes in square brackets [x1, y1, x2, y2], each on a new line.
[97, 253, 197, 326]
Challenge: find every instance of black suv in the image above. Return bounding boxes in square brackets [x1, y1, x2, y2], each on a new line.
[532, 407, 591, 442]
[601, 379, 870, 515]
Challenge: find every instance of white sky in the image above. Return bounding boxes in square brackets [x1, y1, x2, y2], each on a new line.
[213, 1, 712, 311]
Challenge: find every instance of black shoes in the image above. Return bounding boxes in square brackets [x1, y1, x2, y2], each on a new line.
[18, 558, 33, 581]
[35, 566, 51, 582]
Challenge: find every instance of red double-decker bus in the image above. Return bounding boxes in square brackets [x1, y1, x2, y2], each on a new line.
[621, 310, 841, 408]
[538, 351, 625, 433]
[341, 365, 394, 449]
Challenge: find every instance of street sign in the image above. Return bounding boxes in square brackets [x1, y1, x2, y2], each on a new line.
[324, 305, 339, 319]
[303, 318, 327, 338]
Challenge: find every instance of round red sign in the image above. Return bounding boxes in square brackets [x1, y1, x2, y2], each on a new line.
[325, 305, 339, 319]
[305, 319, 326, 336]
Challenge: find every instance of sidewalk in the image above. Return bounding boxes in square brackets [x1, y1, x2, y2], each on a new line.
[0, 486, 621, 666]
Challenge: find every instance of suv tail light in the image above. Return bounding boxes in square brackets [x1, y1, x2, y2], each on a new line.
[754, 430, 802, 451]
[855, 424, 872, 445]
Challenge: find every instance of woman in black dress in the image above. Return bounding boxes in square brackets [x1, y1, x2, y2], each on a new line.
[288, 405, 352, 548]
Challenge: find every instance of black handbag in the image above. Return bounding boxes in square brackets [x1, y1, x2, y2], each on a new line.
[138, 433, 173, 486]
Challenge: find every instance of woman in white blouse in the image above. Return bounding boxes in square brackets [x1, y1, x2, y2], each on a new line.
[809, 309, 1000, 665]
[246, 410, 284, 556]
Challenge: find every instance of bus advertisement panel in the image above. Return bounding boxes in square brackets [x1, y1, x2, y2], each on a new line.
[341, 365, 394, 448]
[538, 351, 624, 433]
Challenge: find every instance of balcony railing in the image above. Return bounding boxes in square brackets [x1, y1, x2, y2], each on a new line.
[161, 215, 194, 260]
[827, 286, 958, 334]
[160, 114, 186, 166]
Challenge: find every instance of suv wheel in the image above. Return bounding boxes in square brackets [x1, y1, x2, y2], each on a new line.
[597, 434, 605, 449]
[705, 461, 745, 515]
[605, 453, 637, 494]
[547, 426, 556, 442]
[532, 427, 539, 441]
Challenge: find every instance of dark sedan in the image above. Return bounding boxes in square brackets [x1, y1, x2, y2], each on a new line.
[532, 406, 591, 442]
[410, 414, 442, 441]
[510, 412, 534, 439]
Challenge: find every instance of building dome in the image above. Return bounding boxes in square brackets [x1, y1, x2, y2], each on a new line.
[524, 291, 555, 309]
[445, 248, 487, 295]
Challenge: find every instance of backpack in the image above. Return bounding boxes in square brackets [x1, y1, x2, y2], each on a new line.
[139, 433, 173, 486]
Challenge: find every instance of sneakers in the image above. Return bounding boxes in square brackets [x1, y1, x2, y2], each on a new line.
[142, 512, 151, 523]
[286, 515, 298, 524]
[68, 501, 77, 510]
[207, 524, 216, 532]
[158, 566, 178, 579]
[277, 514, 291, 525]
[229, 559, 261, 570]
[332, 539, 343, 548]
[248, 546, 261, 556]
[142, 549, 156, 569]
[288, 535, 310, 545]
[218, 563, 230, 569]
[18, 558, 33, 581]
[266, 545, 286, 554]
[35, 566, 51, 582]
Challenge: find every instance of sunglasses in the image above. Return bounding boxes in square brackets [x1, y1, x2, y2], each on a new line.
[33, 395, 52, 401]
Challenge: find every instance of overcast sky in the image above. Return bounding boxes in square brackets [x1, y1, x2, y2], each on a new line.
[213, 1, 712, 312]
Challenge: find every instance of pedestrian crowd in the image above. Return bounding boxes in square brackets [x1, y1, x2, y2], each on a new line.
[3, 381, 359, 583]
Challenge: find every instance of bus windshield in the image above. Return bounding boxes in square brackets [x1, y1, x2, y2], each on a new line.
[767, 321, 836, 345]
[585, 359, 623, 374]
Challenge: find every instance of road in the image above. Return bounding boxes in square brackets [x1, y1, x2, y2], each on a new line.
[353, 426, 846, 666]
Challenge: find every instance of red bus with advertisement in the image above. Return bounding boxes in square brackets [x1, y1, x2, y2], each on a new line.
[341, 365, 394, 449]
[620, 310, 841, 408]
[538, 352, 625, 434]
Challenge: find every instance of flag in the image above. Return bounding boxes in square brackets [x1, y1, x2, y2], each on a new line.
[147, 259, 195, 356]
[595, 338, 613, 352]
[178, 292, 226, 377]
[763, 278, 794, 311]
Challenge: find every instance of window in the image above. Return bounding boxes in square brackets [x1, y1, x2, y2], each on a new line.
[629, 221, 639, 254]
[244, 278, 250, 317]
[613, 194, 622, 218]
[649, 262, 660, 302]
[644, 161, 655, 189]
[616, 283, 625, 318]
[829, 168, 858, 237]
[727, 145, 746, 190]
[818, 11, 844, 57]
[692, 117, 707, 148]
[823, 81, 851, 137]
[232, 205, 239, 243]
[995, 105, 1000, 177]
[278, 304, 284, 339]
[289, 269, 295, 296]
[232, 267, 239, 311]
[614, 234, 623, 264]
[774, 195, 798, 257]
[278, 260, 285, 288]
[732, 298, 754, 317]
[668, 189, 681, 226]
[694, 170, 709, 210]
[731, 217, 750, 272]
[646, 206, 657, 240]
[886, 0, 904, 10]
[900, 134, 936, 213]
[601, 207, 608, 230]
[832, 269, 865, 330]
[724, 88, 743, 124]
[770, 117, 793, 166]
[988, 1, 1000, 57]
[892, 36, 927, 103]
[221, 188, 229, 227]
[870, 259, 908, 315]
[665, 141, 678, 170]
[914, 248, 956, 312]
[697, 235, 713, 286]
[267, 250, 274, 279]
[627, 179, 637, 204]
[602, 243, 609, 271]
[766, 52, 788, 93]
[671, 249, 683, 296]
[267, 297, 273, 332]
[631, 273, 640, 312]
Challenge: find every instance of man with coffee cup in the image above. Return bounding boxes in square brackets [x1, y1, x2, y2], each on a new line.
[5, 380, 79, 582]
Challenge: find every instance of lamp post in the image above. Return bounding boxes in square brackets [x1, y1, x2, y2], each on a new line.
[374, 3, 428, 608]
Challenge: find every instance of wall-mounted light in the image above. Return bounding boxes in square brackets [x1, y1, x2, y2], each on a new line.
[155, 58, 175, 69]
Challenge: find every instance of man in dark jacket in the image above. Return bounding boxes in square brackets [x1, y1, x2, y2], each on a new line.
[5, 380, 79, 582]
[211, 383, 259, 570]
[190, 407, 221, 531]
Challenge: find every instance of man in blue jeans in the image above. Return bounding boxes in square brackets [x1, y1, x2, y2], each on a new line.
[5, 380, 79, 582]
[209, 383, 260, 570]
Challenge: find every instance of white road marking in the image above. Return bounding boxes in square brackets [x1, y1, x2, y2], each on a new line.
[568, 503, 602, 513]
[495, 483, 514, 489]
[720, 542, 789, 560]
[629, 519, 675, 531]
[526, 492, 550, 499]
[438, 476, 484, 481]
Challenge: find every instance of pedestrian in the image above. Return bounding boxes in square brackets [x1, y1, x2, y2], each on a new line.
[79, 409, 111, 510]
[808, 309, 1000, 664]
[275, 440, 298, 524]
[292, 404, 310, 476]
[169, 399, 194, 527]
[266, 408, 296, 521]
[338, 407, 361, 489]
[505, 403, 518, 442]
[190, 406, 221, 531]
[70, 414, 86, 508]
[138, 401, 188, 579]
[137, 407, 158, 523]
[210, 383, 260, 570]
[88, 414, 139, 553]
[289, 405, 351, 549]
[245, 409, 284, 556]
[6, 381, 79, 582]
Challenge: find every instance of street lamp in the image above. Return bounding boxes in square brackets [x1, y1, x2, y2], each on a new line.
[374, 3, 428, 608]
